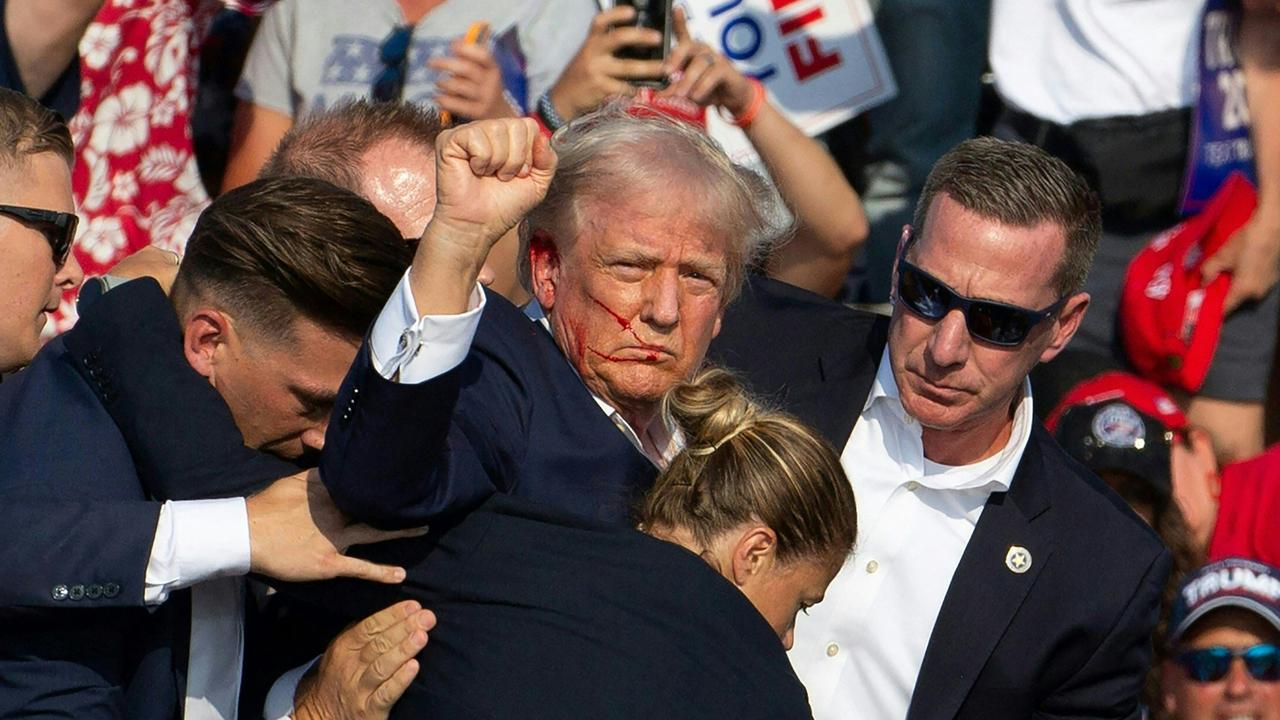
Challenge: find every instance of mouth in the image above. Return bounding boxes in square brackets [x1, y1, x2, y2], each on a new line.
[587, 346, 673, 363]
[907, 370, 971, 401]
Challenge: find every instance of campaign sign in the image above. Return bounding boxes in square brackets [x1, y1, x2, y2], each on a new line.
[679, 0, 896, 163]
[1180, 0, 1257, 215]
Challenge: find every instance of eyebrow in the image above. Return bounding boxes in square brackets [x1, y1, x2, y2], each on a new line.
[290, 384, 338, 409]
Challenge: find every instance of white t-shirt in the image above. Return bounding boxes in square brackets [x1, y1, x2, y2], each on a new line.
[236, 0, 595, 118]
[990, 0, 1203, 124]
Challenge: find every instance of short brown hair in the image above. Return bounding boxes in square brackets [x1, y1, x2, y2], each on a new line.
[640, 367, 857, 566]
[172, 176, 411, 341]
[260, 99, 443, 192]
[913, 137, 1101, 296]
[0, 88, 73, 170]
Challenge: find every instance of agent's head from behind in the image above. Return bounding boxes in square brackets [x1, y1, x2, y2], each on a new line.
[641, 368, 857, 649]
[171, 176, 411, 459]
[0, 88, 84, 372]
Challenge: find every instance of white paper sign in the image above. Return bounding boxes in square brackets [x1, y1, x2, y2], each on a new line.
[678, 0, 897, 163]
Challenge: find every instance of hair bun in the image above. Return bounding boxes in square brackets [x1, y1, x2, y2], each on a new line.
[665, 367, 758, 450]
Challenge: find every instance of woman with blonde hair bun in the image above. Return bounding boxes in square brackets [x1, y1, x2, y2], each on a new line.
[642, 366, 858, 648]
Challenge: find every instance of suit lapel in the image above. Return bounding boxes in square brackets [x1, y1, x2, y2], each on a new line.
[905, 431, 1056, 720]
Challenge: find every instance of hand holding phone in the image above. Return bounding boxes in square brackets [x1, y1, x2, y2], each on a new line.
[429, 22, 519, 123]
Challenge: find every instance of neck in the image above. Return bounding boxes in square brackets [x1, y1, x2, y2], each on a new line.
[920, 394, 1019, 466]
[397, 0, 444, 23]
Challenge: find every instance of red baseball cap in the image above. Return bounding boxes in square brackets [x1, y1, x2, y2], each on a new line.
[1119, 172, 1256, 392]
[1046, 371, 1189, 499]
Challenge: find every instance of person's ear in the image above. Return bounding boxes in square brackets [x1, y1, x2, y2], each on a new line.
[888, 224, 911, 306]
[528, 228, 562, 311]
[183, 308, 235, 381]
[729, 525, 778, 588]
[1039, 292, 1090, 363]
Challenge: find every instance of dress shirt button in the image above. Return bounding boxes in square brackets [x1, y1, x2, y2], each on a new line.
[103, 582, 120, 599]
[69, 584, 86, 600]
[826, 642, 840, 657]
[85, 584, 103, 599]
[907, 481, 921, 492]
[51, 584, 69, 601]
[866, 560, 880, 574]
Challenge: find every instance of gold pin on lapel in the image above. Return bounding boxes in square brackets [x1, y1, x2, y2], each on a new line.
[1005, 545, 1032, 574]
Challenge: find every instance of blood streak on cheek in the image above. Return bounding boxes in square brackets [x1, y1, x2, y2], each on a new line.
[587, 295, 666, 352]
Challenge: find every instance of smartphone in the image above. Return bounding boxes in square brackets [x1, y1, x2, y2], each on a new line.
[611, 0, 672, 74]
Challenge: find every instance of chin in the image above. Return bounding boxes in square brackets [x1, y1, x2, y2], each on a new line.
[899, 391, 971, 431]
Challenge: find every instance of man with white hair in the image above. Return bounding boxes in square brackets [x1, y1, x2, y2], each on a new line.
[320, 106, 783, 528]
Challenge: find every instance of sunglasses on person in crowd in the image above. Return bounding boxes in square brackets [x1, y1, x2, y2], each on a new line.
[372, 24, 413, 103]
[895, 257, 1068, 347]
[0, 204, 78, 267]
[1175, 643, 1280, 683]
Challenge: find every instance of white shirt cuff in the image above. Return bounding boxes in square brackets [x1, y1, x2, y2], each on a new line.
[143, 498, 252, 606]
[369, 269, 486, 384]
[264, 656, 320, 720]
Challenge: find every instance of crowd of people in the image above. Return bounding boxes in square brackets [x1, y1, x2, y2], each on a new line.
[1, 1, 1279, 719]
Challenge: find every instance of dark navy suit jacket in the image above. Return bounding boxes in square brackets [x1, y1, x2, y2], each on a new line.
[390, 495, 812, 719]
[0, 280, 294, 718]
[322, 289, 658, 529]
[706, 275, 1172, 720]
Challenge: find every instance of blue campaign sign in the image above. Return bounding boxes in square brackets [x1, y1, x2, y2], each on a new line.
[1180, 0, 1257, 215]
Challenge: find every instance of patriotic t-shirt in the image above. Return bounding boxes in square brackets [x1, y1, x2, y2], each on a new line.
[236, 0, 594, 119]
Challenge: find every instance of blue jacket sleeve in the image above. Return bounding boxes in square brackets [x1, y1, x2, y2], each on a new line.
[321, 324, 531, 530]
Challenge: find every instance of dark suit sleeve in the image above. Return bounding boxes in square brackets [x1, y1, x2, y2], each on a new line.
[0, 500, 159, 608]
[1033, 548, 1172, 720]
[63, 278, 299, 500]
[321, 334, 529, 530]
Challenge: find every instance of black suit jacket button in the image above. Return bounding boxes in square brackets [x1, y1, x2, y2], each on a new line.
[69, 584, 85, 601]
[51, 584, 69, 601]
[103, 582, 120, 599]
[85, 584, 103, 599]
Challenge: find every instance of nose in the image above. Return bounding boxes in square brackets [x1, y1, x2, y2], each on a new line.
[55, 252, 84, 292]
[640, 270, 680, 331]
[301, 421, 328, 453]
[1223, 657, 1254, 699]
[925, 308, 970, 369]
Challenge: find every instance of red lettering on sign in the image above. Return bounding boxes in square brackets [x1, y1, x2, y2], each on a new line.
[779, 6, 823, 36]
[787, 35, 840, 82]
[770, 0, 803, 11]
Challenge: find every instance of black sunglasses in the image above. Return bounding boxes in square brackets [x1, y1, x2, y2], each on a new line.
[371, 25, 413, 103]
[1175, 643, 1280, 683]
[896, 258, 1067, 347]
[0, 204, 78, 267]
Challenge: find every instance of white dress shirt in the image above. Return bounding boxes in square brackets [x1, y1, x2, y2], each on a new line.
[789, 348, 1035, 720]
[145, 498, 252, 720]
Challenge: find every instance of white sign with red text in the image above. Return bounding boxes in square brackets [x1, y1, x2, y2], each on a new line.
[679, 0, 896, 163]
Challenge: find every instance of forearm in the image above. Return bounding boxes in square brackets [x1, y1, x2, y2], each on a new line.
[1241, 6, 1280, 224]
[747, 102, 867, 297]
[4, 0, 103, 98]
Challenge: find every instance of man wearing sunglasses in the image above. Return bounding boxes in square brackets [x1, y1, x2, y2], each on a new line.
[0, 87, 83, 375]
[1162, 557, 1280, 720]
[709, 137, 1170, 719]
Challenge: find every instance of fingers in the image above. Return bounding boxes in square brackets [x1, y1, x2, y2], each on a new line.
[351, 600, 423, 645]
[358, 605, 434, 665]
[446, 119, 540, 179]
[673, 6, 692, 45]
[590, 5, 637, 35]
[688, 62, 728, 105]
[600, 25, 664, 55]
[330, 554, 410, 585]
[448, 41, 496, 67]
[602, 55, 667, 81]
[530, 129, 558, 179]
[664, 46, 714, 98]
[370, 658, 420, 712]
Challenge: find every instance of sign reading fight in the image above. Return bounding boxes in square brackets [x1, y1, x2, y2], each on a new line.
[678, 0, 896, 163]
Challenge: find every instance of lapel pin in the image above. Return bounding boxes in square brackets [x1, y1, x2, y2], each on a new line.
[1005, 545, 1032, 574]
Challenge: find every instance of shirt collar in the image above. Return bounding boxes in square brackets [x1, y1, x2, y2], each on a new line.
[869, 346, 1033, 493]
[523, 300, 683, 468]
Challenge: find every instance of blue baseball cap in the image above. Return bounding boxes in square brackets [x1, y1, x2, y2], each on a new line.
[1169, 557, 1280, 647]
